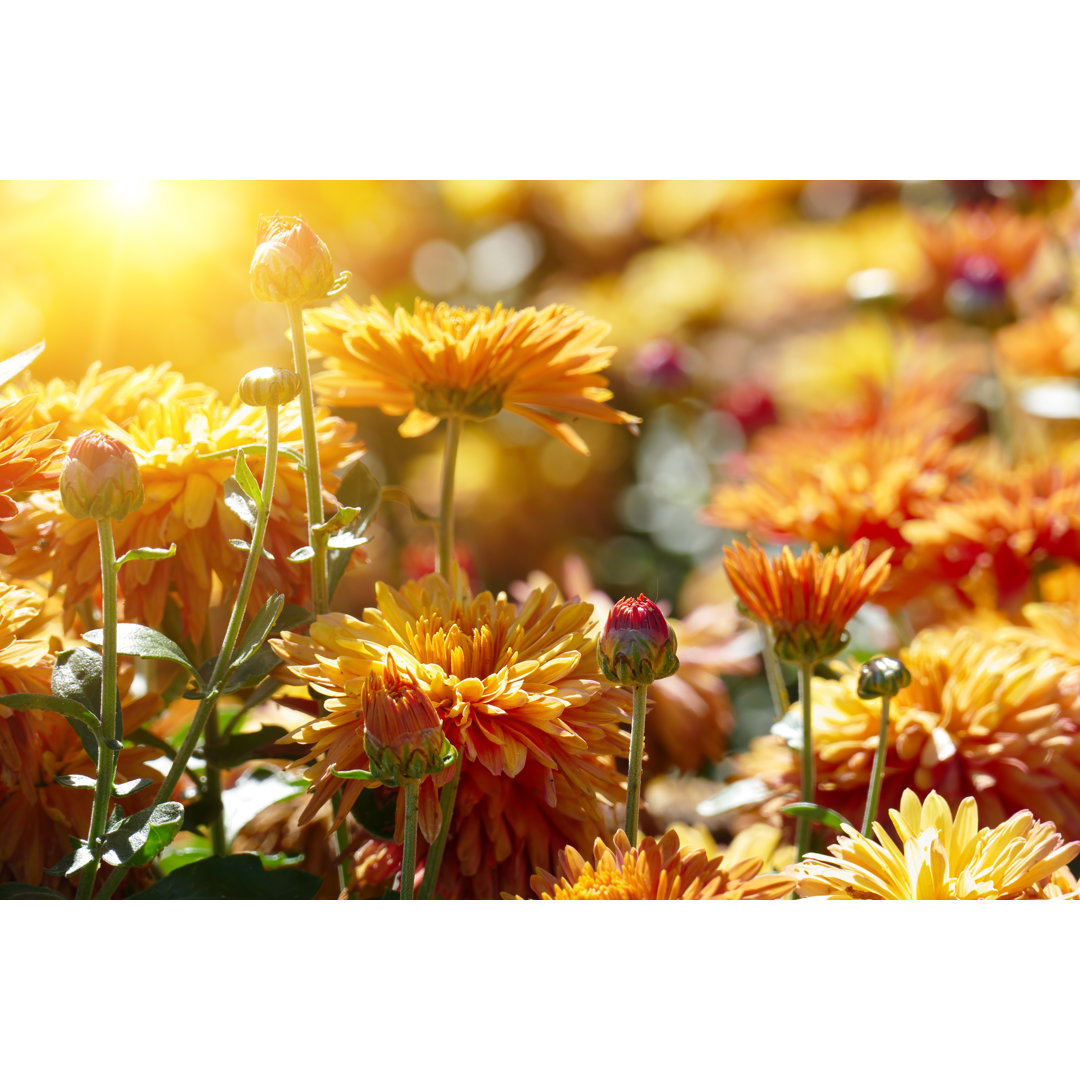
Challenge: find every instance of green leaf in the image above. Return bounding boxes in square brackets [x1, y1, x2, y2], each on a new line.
[0, 339, 44, 388]
[223, 647, 282, 693]
[101, 802, 185, 867]
[274, 604, 311, 632]
[202, 726, 288, 769]
[129, 853, 321, 900]
[54, 773, 97, 790]
[257, 852, 305, 870]
[157, 840, 212, 876]
[287, 545, 314, 563]
[695, 778, 774, 817]
[181, 796, 223, 831]
[349, 786, 398, 841]
[332, 766, 375, 781]
[83, 624, 202, 685]
[229, 593, 285, 672]
[233, 448, 263, 509]
[327, 459, 382, 600]
[200, 444, 306, 468]
[0, 882, 64, 899]
[781, 803, 855, 833]
[46, 841, 93, 878]
[312, 505, 361, 538]
[0, 693, 101, 736]
[114, 778, 155, 798]
[223, 477, 257, 530]
[116, 543, 176, 569]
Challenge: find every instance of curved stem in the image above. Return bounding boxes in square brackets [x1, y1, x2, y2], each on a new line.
[417, 755, 461, 900]
[624, 683, 649, 847]
[437, 418, 462, 577]
[287, 300, 329, 614]
[76, 519, 119, 900]
[400, 778, 420, 900]
[97, 409, 282, 899]
[795, 661, 815, 862]
[861, 695, 891, 837]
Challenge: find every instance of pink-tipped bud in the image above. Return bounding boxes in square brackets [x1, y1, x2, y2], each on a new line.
[249, 215, 335, 304]
[59, 431, 144, 522]
[597, 594, 679, 686]
[362, 657, 447, 785]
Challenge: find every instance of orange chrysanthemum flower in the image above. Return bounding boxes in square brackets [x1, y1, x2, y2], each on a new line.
[0, 396, 64, 555]
[305, 296, 640, 454]
[523, 828, 796, 900]
[5, 391, 363, 644]
[996, 305, 1080, 379]
[721, 537, 892, 663]
[795, 789, 1078, 900]
[733, 624, 1080, 842]
[271, 570, 631, 899]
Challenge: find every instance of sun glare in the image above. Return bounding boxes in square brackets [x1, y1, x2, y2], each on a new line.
[106, 179, 155, 214]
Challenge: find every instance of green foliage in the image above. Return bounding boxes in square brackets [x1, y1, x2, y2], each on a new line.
[233, 447, 263, 509]
[327, 458, 382, 600]
[83, 624, 202, 686]
[349, 786, 398, 841]
[100, 802, 185, 868]
[201, 726, 288, 769]
[0, 692, 102, 770]
[781, 802, 854, 834]
[115, 543, 177, 569]
[0, 882, 64, 899]
[129, 853, 321, 900]
[229, 593, 284, 671]
[45, 840, 93, 878]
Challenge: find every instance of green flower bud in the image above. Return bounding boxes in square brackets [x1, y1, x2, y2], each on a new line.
[239, 366, 301, 408]
[59, 431, 144, 522]
[597, 594, 679, 687]
[249, 215, 335, 304]
[857, 655, 912, 700]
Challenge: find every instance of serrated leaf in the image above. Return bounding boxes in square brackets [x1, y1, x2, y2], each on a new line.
[695, 777, 775, 817]
[287, 545, 314, 563]
[83, 624, 201, 685]
[229, 593, 284, 672]
[0, 882, 64, 899]
[0, 340, 44, 388]
[202, 726, 288, 769]
[54, 773, 97, 790]
[223, 477, 258, 530]
[101, 802, 185, 867]
[233, 447, 263, 509]
[781, 803, 854, 833]
[116, 543, 176, 569]
[129, 853, 321, 900]
[46, 842, 93, 878]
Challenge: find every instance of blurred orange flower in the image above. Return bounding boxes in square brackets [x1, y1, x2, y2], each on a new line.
[305, 296, 640, 454]
[0, 396, 63, 555]
[524, 827, 796, 900]
[271, 570, 631, 899]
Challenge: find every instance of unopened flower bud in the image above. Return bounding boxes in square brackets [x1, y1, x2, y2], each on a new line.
[598, 594, 679, 686]
[249, 215, 335, 304]
[362, 658, 447, 785]
[239, 366, 301, 408]
[59, 431, 144, 522]
[857, 655, 912, 700]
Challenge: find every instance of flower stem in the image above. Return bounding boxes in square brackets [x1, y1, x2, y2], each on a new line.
[400, 778, 420, 900]
[795, 661, 816, 862]
[437, 417, 462, 577]
[330, 789, 350, 896]
[96, 408, 283, 900]
[861, 694, 891, 837]
[624, 682, 649, 847]
[75, 518, 120, 900]
[761, 626, 790, 721]
[418, 754, 461, 901]
[287, 300, 329, 615]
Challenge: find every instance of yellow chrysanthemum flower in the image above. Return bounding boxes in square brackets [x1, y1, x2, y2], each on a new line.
[6, 390, 364, 643]
[304, 296, 640, 455]
[524, 828, 796, 900]
[733, 624, 1080, 843]
[795, 789, 1079, 899]
[271, 570, 631, 899]
[0, 396, 64, 555]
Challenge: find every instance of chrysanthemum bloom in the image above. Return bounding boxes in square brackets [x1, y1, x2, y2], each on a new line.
[0, 362, 216, 441]
[598, 594, 679, 686]
[59, 431, 144, 521]
[895, 455, 1080, 615]
[733, 624, 1080, 842]
[271, 571, 631, 899]
[5, 392, 364, 643]
[524, 828, 796, 900]
[0, 395, 64, 555]
[721, 537, 892, 664]
[996, 305, 1080, 379]
[795, 789, 1079, 899]
[304, 296, 641, 454]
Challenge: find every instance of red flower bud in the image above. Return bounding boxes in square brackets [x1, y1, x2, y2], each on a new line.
[59, 431, 144, 521]
[249, 215, 335, 304]
[362, 657, 447, 785]
[598, 594, 679, 686]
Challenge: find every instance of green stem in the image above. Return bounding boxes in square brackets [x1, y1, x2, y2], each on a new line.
[76, 518, 120, 900]
[624, 683, 649, 847]
[203, 706, 227, 857]
[437, 418, 462, 577]
[795, 661, 815, 862]
[418, 754, 461, 900]
[287, 300, 329, 614]
[400, 778, 420, 900]
[97, 408, 283, 900]
[861, 695, 891, 837]
[761, 626, 790, 721]
[330, 789, 350, 896]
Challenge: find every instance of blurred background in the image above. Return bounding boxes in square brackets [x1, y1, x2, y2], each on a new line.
[2, 179, 1073, 619]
